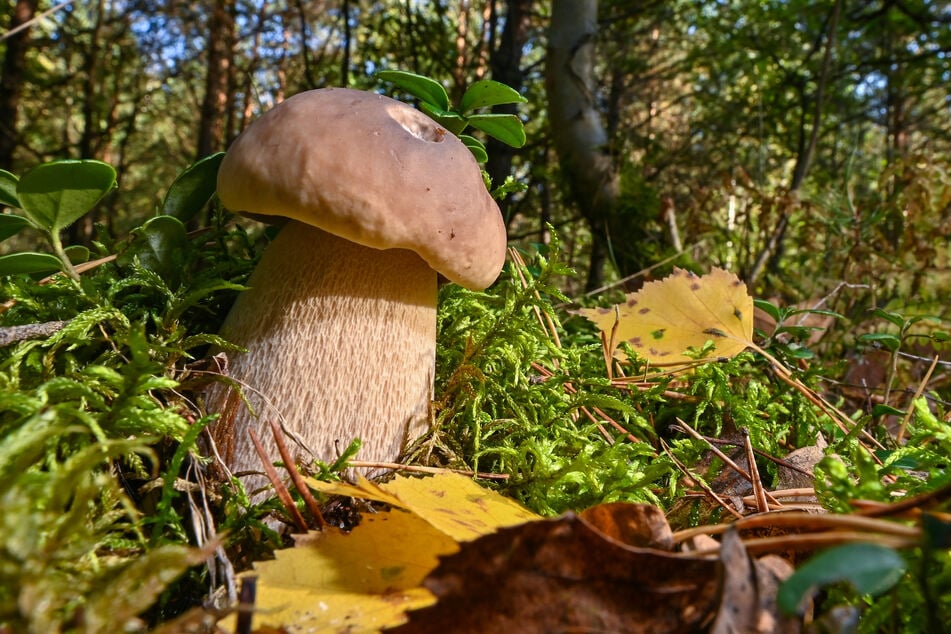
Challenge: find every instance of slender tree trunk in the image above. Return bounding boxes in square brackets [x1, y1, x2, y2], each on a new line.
[749, 0, 841, 283]
[487, 0, 532, 225]
[196, 0, 236, 161]
[546, 0, 619, 291]
[0, 0, 40, 170]
[195, 0, 236, 228]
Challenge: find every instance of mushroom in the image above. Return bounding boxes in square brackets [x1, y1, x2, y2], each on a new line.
[204, 87, 507, 488]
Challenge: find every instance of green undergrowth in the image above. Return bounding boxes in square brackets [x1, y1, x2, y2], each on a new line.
[1, 154, 950, 630]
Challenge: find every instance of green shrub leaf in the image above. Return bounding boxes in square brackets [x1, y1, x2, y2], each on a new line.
[858, 332, 901, 352]
[460, 135, 489, 163]
[419, 102, 468, 135]
[0, 214, 32, 242]
[377, 69, 450, 111]
[120, 215, 189, 288]
[460, 79, 526, 113]
[778, 543, 907, 616]
[466, 113, 526, 148]
[161, 152, 224, 221]
[0, 251, 63, 276]
[0, 169, 20, 208]
[16, 160, 117, 233]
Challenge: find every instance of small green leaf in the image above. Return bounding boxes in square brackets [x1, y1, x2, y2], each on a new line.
[419, 102, 468, 135]
[788, 308, 843, 320]
[0, 214, 32, 242]
[119, 215, 189, 288]
[870, 308, 907, 328]
[0, 169, 20, 208]
[64, 244, 90, 264]
[17, 160, 117, 233]
[460, 135, 488, 163]
[778, 543, 907, 616]
[858, 332, 901, 351]
[872, 404, 905, 417]
[161, 152, 225, 222]
[377, 70, 450, 111]
[753, 298, 781, 322]
[783, 343, 815, 360]
[466, 114, 526, 148]
[0, 251, 63, 276]
[460, 80, 527, 113]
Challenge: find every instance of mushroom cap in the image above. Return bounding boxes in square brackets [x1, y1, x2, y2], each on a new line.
[217, 87, 508, 290]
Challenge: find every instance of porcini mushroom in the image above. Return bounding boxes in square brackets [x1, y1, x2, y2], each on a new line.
[204, 87, 507, 486]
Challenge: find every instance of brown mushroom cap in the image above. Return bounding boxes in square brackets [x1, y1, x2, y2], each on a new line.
[217, 87, 507, 290]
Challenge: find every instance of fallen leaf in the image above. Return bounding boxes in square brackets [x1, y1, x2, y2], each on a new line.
[379, 472, 540, 541]
[391, 511, 721, 634]
[244, 473, 540, 633]
[579, 501, 674, 550]
[713, 529, 800, 634]
[305, 474, 405, 507]
[577, 267, 754, 364]
[306, 472, 539, 541]
[250, 510, 455, 633]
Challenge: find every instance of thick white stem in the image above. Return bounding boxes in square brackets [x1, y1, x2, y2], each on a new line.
[204, 221, 436, 484]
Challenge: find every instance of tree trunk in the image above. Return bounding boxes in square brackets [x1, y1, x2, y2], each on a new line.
[196, 0, 236, 161]
[0, 0, 40, 171]
[486, 0, 532, 225]
[546, 0, 619, 291]
[195, 0, 236, 229]
[749, 0, 841, 284]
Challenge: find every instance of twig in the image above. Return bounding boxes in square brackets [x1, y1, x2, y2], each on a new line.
[346, 460, 510, 480]
[267, 419, 326, 528]
[743, 427, 770, 513]
[662, 439, 744, 520]
[673, 418, 782, 508]
[0, 320, 68, 347]
[852, 482, 951, 519]
[896, 354, 940, 444]
[749, 340, 885, 455]
[0, 0, 76, 41]
[680, 530, 918, 558]
[672, 509, 920, 545]
[248, 427, 308, 532]
[234, 576, 257, 634]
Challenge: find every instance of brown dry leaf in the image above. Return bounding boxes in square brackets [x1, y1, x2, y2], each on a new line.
[243, 473, 540, 633]
[579, 501, 675, 550]
[391, 506, 722, 634]
[713, 529, 800, 634]
[577, 267, 754, 364]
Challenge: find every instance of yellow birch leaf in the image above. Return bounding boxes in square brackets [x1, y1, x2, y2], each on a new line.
[380, 472, 541, 542]
[243, 474, 540, 633]
[304, 474, 404, 507]
[248, 510, 457, 633]
[577, 267, 753, 364]
[305, 472, 539, 542]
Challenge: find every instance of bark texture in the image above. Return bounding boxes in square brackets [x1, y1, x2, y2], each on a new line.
[0, 0, 39, 170]
[205, 223, 437, 487]
[545, 0, 619, 291]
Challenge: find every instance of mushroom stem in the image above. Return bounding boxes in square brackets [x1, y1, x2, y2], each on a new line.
[205, 220, 437, 483]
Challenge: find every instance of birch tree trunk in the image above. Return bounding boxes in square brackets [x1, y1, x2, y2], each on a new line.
[545, 0, 618, 291]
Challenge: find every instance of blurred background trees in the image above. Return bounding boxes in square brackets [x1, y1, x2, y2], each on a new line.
[1, 0, 949, 311]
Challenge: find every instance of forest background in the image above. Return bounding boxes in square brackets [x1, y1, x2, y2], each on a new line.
[2, 0, 949, 304]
